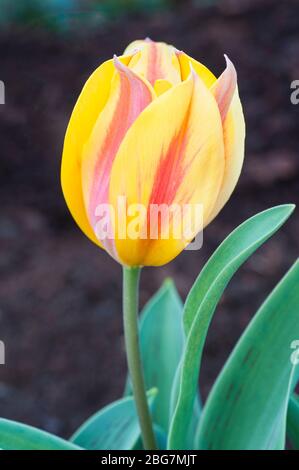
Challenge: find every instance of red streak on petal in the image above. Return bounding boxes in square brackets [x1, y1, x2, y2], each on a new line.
[87, 61, 152, 255]
[149, 127, 188, 207]
[147, 41, 160, 86]
[145, 105, 193, 238]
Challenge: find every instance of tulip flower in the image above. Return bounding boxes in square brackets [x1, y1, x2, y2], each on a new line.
[61, 39, 245, 450]
[61, 39, 245, 268]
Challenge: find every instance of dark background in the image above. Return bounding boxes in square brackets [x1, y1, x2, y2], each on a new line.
[0, 0, 298, 437]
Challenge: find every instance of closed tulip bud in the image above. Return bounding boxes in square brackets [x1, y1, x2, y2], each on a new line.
[61, 39, 245, 266]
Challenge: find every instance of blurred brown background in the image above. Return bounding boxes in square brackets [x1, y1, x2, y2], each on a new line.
[0, 0, 298, 437]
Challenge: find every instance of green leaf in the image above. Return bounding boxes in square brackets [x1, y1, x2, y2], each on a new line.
[169, 360, 201, 450]
[287, 394, 299, 449]
[0, 419, 82, 450]
[70, 389, 157, 450]
[168, 204, 295, 449]
[195, 260, 299, 450]
[125, 279, 184, 432]
[183, 204, 295, 335]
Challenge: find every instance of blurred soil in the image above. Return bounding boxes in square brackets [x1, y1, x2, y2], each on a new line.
[0, 0, 298, 437]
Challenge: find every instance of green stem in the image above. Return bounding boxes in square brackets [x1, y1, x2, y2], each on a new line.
[122, 266, 157, 450]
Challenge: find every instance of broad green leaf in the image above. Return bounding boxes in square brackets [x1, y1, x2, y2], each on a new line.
[168, 204, 295, 449]
[0, 419, 82, 450]
[184, 204, 295, 335]
[70, 389, 157, 450]
[287, 394, 299, 449]
[125, 279, 184, 431]
[170, 360, 201, 450]
[195, 260, 299, 450]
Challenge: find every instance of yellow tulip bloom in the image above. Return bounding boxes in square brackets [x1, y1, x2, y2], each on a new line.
[61, 39, 245, 266]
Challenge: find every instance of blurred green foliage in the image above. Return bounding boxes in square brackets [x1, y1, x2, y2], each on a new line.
[96, 0, 171, 18]
[0, 0, 220, 32]
[0, 0, 170, 31]
[0, 0, 78, 30]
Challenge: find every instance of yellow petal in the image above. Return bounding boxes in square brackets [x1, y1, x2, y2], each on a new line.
[154, 78, 172, 96]
[176, 50, 216, 87]
[81, 57, 155, 258]
[126, 38, 181, 87]
[61, 57, 118, 247]
[109, 70, 224, 266]
[180, 53, 245, 226]
[124, 39, 148, 54]
[206, 86, 245, 224]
